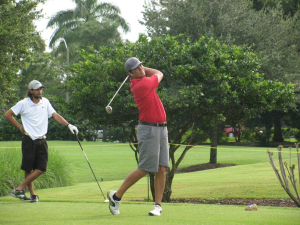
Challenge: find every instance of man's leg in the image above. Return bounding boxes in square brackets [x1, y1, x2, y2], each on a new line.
[108, 169, 147, 215]
[148, 166, 166, 216]
[16, 169, 44, 191]
[154, 166, 166, 205]
[115, 169, 148, 198]
[25, 171, 35, 196]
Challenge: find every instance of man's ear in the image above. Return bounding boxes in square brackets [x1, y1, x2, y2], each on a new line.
[128, 72, 133, 77]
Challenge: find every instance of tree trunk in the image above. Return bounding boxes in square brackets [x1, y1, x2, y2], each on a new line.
[273, 117, 283, 142]
[103, 127, 108, 142]
[163, 167, 173, 202]
[149, 173, 155, 201]
[209, 126, 218, 164]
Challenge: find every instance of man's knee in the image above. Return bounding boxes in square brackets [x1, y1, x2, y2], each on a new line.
[158, 166, 166, 173]
[34, 169, 45, 176]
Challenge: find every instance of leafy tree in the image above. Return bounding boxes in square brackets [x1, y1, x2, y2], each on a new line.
[252, 0, 300, 17]
[67, 35, 294, 201]
[142, 0, 300, 83]
[249, 0, 300, 141]
[0, 0, 44, 109]
[47, 0, 130, 63]
[142, 0, 300, 142]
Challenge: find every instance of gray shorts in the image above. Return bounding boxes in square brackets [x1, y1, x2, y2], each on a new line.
[137, 124, 169, 173]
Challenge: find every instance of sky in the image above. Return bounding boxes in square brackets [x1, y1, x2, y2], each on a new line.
[35, 0, 147, 51]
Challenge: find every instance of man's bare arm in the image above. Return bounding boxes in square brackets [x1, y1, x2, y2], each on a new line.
[4, 109, 25, 133]
[52, 112, 69, 126]
[144, 67, 164, 83]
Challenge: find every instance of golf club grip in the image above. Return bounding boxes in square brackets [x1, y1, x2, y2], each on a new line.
[106, 75, 129, 107]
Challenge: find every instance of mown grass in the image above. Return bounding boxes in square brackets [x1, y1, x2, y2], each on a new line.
[0, 141, 299, 224]
[0, 201, 299, 225]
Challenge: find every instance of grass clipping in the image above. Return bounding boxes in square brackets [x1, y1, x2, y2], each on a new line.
[0, 147, 75, 196]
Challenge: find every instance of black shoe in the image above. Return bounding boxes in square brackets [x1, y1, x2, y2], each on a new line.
[20, 195, 32, 202]
[20, 195, 39, 203]
[11, 189, 25, 198]
[31, 195, 39, 202]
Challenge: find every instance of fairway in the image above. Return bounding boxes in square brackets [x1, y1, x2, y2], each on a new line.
[1, 141, 299, 224]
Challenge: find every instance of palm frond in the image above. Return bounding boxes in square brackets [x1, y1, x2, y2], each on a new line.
[47, 10, 75, 28]
[93, 3, 130, 32]
[49, 20, 83, 48]
[93, 2, 121, 15]
[101, 14, 130, 33]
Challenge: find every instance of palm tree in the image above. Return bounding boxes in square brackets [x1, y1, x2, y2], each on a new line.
[47, 0, 130, 61]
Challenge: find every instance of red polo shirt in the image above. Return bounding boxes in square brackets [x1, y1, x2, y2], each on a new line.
[130, 75, 166, 123]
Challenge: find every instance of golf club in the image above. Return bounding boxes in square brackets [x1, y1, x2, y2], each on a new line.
[74, 134, 109, 202]
[105, 75, 129, 114]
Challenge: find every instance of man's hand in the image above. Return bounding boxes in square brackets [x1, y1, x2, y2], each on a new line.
[19, 125, 25, 134]
[68, 124, 79, 135]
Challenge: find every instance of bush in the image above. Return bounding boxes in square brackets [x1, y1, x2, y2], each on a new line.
[0, 147, 75, 196]
[0, 116, 23, 141]
[281, 127, 299, 141]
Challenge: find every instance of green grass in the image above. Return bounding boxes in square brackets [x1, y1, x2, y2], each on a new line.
[0, 201, 299, 225]
[0, 141, 299, 224]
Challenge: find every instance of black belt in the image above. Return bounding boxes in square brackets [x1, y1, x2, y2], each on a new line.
[139, 121, 167, 127]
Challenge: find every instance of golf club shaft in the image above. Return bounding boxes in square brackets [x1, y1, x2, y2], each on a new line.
[75, 134, 106, 201]
[106, 75, 129, 107]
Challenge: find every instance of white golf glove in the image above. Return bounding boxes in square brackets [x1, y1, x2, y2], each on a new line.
[68, 124, 78, 135]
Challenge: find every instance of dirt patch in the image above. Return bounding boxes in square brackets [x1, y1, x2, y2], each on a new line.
[176, 163, 235, 173]
[169, 198, 297, 207]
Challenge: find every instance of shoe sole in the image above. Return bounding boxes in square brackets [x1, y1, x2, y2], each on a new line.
[20, 198, 31, 202]
[148, 211, 162, 216]
[20, 199, 39, 203]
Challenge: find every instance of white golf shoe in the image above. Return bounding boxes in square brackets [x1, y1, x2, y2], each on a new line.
[149, 204, 162, 216]
[107, 190, 121, 215]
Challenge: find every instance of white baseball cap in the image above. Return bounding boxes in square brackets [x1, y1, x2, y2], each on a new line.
[28, 80, 44, 90]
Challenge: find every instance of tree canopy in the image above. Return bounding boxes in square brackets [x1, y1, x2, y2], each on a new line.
[0, 0, 44, 109]
[141, 0, 300, 142]
[142, 0, 300, 86]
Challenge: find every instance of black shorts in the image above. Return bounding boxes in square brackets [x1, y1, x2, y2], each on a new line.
[21, 135, 48, 172]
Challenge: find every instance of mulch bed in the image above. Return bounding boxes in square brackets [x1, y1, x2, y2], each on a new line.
[169, 198, 297, 207]
[176, 163, 236, 173]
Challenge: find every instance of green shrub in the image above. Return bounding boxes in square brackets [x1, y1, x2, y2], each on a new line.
[0, 117, 23, 141]
[282, 127, 299, 141]
[0, 147, 75, 196]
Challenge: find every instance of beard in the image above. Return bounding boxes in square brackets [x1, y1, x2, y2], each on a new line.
[32, 93, 41, 99]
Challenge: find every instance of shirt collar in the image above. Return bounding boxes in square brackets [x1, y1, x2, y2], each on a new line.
[27, 97, 43, 106]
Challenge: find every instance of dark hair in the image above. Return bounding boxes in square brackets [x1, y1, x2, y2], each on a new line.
[27, 90, 33, 98]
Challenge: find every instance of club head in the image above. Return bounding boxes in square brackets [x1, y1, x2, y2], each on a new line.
[106, 106, 112, 114]
[104, 199, 109, 203]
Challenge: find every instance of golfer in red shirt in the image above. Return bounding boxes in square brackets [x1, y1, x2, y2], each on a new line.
[108, 57, 169, 216]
